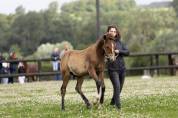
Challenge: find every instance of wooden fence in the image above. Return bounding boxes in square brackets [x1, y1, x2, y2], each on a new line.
[1, 52, 178, 79]
[127, 52, 178, 76]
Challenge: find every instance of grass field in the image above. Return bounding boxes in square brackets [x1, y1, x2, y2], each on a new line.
[0, 76, 178, 118]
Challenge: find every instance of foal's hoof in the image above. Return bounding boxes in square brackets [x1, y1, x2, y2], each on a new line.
[61, 107, 65, 111]
[100, 99, 104, 104]
[93, 95, 100, 104]
[98, 104, 103, 109]
[86, 104, 92, 109]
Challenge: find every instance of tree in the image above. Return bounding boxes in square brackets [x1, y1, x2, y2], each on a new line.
[11, 12, 45, 55]
[0, 14, 11, 52]
[15, 5, 25, 16]
[0, 0, 177, 57]
[173, 0, 178, 17]
[59, 0, 136, 49]
[41, 1, 60, 44]
[146, 30, 178, 52]
[124, 8, 177, 53]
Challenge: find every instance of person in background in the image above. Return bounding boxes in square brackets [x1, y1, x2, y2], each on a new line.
[51, 48, 61, 80]
[8, 51, 18, 84]
[1, 62, 10, 84]
[0, 53, 4, 77]
[17, 62, 26, 84]
[106, 25, 129, 109]
[0, 53, 6, 84]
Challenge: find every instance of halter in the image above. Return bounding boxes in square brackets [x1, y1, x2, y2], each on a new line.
[103, 39, 117, 61]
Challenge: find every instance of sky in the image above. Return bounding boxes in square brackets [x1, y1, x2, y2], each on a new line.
[0, 0, 173, 15]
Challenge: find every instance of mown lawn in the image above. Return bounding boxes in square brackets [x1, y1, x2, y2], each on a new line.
[0, 76, 178, 118]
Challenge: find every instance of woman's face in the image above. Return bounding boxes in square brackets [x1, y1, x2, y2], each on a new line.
[108, 28, 117, 37]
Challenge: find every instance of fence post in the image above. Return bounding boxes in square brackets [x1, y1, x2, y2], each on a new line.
[150, 55, 154, 76]
[168, 54, 174, 76]
[37, 60, 42, 80]
[155, 54, 159, 76]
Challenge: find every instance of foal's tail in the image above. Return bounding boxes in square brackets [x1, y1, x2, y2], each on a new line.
[60, 51, 71, 77]
[60, 51, 71, 110]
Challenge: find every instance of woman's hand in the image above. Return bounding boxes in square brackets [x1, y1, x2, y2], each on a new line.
[115, 50, 119, 54]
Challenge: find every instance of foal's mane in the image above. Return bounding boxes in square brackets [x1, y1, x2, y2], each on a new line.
[78, 37, 104, 53]
[74, 35, 108, 57]
[96, 38, 105, 58]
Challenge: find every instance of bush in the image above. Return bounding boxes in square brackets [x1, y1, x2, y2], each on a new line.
[29, 41, 73, 59]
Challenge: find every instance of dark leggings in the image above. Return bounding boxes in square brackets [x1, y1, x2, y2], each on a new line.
[108, 70, 125, 106]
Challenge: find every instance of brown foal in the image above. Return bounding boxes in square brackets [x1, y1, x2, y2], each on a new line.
[60, 33, 116, 110]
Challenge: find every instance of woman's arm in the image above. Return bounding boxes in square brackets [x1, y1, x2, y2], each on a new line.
[115, 42, 129, 56]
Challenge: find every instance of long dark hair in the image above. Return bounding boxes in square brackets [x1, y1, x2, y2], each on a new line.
[107, 25, 121, 39]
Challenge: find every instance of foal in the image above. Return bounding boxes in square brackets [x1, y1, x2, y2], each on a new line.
[23, 61, 39, 82]
[60, 33, 116, 110]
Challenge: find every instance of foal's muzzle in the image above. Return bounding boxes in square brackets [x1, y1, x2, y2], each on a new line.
[105, 54, 116, 62]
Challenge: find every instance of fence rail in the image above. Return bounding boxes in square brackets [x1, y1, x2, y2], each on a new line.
[129, 52, 178, 56]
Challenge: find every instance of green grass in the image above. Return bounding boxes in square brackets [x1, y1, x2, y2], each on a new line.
[0, 76, 178, 118]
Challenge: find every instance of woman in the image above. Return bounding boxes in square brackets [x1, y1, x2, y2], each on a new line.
[106, 25, 129, 109]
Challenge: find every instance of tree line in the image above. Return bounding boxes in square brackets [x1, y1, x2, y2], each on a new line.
[0, 0, 178, 59]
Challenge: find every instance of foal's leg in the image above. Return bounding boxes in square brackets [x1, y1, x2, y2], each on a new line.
[75, 78, 91, 109]
[32, 76, 35, 81]
[100, 81, 105, 104]
[98, 72, 105, 104]
[95, 80, 100, 94]
[88, 66, 102, 86]
[60, 72, 70, 110]
[95, 72, 105, 104]
[95, 80, 101, 103]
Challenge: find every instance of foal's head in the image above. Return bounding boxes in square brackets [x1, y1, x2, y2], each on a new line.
[102, 33, 116, 61]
